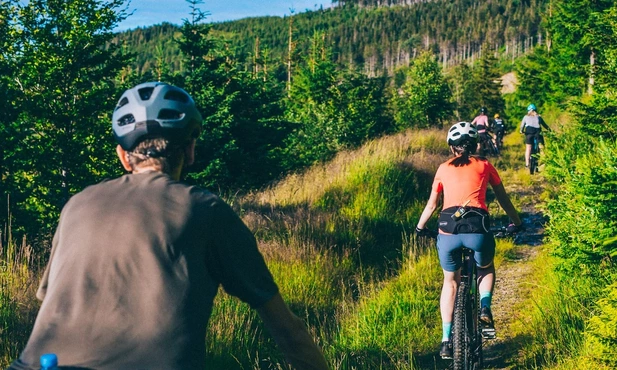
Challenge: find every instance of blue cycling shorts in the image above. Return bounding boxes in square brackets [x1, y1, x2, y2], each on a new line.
[436, 233, 496, 272]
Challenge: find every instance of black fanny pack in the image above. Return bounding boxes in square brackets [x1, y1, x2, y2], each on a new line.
[438, 206, 490, 234]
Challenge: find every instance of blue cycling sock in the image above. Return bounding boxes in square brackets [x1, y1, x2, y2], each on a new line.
[480, 291, 492, 309]
[442, 322, 452, 341]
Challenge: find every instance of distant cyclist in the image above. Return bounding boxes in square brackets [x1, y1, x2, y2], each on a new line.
[492, 113, 506, 149]
[8, 82, 329, 370]
[471, 107, 491, 154]
[519, 104, 551, 168]
[415, 122, 522, 360]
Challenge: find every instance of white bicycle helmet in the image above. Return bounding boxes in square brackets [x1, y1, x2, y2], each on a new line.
[112, 82, 203, 150]
[447, 121, 478, 146]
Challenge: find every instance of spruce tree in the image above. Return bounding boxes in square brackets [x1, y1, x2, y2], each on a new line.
[10, 0, 130, 236]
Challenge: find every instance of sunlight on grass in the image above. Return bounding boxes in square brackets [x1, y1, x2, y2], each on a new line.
[0, 237, 42, 368]
[507, 249, 591, 369]
[251, 129, 448, 208]
[333, 235, 442, 369]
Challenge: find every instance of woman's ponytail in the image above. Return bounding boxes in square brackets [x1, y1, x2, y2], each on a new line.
[450, 141, 477, 167]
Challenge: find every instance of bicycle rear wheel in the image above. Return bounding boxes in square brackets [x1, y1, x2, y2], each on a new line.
[529, 138, 539, 174]
[488, 139, 499, 156]
[452, 281, 470, 370]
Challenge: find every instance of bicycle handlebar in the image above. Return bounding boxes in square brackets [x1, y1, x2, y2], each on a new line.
[415, 227, 437, 239]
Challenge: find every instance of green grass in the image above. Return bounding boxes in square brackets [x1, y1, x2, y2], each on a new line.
[0, 238, 42, 367]
[505, 249, 591, 369]
[2, 125, 596, 370]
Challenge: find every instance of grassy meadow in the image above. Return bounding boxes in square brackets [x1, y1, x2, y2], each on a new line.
[0, 127, 564, 369]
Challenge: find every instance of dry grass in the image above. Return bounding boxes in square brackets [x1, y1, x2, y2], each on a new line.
[247, 129, 448, 208]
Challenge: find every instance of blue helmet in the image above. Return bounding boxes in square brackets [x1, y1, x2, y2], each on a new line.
[527, 103, 537, 112]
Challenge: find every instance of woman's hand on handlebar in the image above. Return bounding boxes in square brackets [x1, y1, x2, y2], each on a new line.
[415, 226, 437, 239]
[506, 223, 524, 234]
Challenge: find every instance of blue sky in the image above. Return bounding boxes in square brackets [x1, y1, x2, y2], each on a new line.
[117, 0, 332, 31]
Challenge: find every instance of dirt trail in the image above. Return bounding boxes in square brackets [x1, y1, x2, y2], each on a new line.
[482, 179, 547, 369]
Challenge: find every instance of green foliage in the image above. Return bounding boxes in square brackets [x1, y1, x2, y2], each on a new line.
[2, 0, 130, 236]
[470, 48, 506, 117]
[516, 258, 590, 369]
[393, 51, 452, 128]
[112, 22, 182, 75]
[177, 1, 291, 190]
[316, 159, 419, 224]
[544, 134, 617, 276]
[510, 46, 554, 115]
[448, 63, 475, 121]
[514, 0, 615, 108]
[115, 1, 548, 77]
[335, 245, 441, 367]
[529, 2, 617, 368]
[284, 32, 394, 168]
[584, 282, 617, 368]
[209, 0, 547, 76]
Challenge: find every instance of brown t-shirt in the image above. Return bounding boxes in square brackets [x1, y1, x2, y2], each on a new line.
[10, 172, 278, 370]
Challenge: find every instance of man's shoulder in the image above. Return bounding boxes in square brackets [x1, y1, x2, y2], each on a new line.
[72, 174, 219, 204]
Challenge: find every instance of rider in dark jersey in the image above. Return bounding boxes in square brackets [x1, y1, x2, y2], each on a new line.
[8, 83, 329, 370]
[492, 113, 506, 149]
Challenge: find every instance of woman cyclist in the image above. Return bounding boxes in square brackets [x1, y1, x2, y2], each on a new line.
[519, 104, 550, 168]
[415, 122, 523, 359]
[471, 107, 490, 154]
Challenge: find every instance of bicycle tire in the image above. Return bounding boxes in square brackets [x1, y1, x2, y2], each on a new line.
[529, 137, 539, 174]
[472, 280, 483, 370]
[489, 140, 499, 156]
[529, 156, 537, 174]
[452, 281, 470, 370]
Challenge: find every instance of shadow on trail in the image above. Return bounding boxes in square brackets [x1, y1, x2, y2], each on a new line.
[482, 333, 535, 369]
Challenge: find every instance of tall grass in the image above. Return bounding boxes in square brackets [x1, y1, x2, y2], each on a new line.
[205, 128, 452, 368]
[0, 231, 43, 367]
[506, 250, 595, 369]
[2, 127, 543, 369]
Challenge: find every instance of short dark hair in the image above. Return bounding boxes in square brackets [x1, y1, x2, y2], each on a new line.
[127, 137, 186, 174]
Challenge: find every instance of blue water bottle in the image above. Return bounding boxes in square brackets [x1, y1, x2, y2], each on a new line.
[40, 353, 58, 370]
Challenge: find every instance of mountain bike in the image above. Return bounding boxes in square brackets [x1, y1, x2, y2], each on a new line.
[529, 134, 540, 174]
[493, 128, 504, 150]
[479, 134, 499, 157]
[451, 246, 483, 370]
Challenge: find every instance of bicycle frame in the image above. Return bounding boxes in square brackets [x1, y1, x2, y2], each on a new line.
[452, 247, 483, 370]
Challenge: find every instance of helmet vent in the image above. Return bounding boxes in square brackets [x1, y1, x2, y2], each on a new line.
[138, 87, 155, 101]
[117, 114, 135, 127]
[117, 97, 129, 109]
[164, 90, 189, 103]
[158, 109, 183, 120]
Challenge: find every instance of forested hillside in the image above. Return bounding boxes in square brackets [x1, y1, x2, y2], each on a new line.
[115, 0, 547, 76]
[1, 0, 617, 369]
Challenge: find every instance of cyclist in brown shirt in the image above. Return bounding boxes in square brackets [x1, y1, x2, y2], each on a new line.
[8, 82, 329, 370]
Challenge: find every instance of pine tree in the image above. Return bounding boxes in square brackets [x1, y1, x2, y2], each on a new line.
[470, 48, 505, 118]
[178, 0, 289, 189]
[9, 0, 130, 235]
[393, 50, 453, 128]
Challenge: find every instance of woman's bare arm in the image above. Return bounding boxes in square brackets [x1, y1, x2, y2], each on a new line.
[492, 183, 522, 225]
